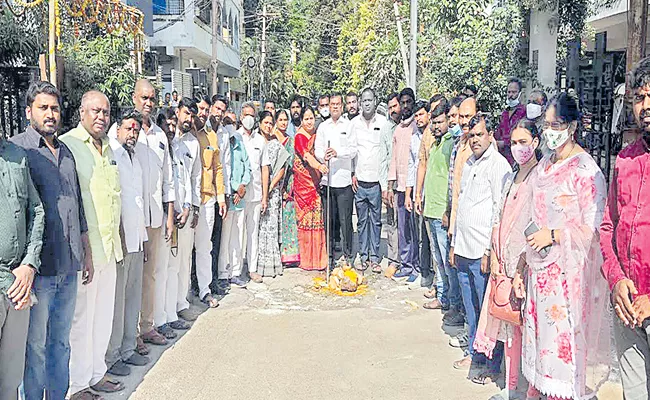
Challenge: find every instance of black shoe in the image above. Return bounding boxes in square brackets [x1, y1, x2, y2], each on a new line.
[215, 279, 230, 295]
[107, 360, 131, 376]
[124, 353, 150, 366]
[230, 276, 248, 288]
[169, 319, 191, 330]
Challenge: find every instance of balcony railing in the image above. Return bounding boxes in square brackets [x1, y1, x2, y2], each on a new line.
[196, 0, 212, 25]
[153, 0, 184, 15]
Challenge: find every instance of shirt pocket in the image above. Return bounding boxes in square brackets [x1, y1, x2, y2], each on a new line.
[9, 164, 28, 203]
[202, 148, 215, 171]
[106, 164, 121, 194]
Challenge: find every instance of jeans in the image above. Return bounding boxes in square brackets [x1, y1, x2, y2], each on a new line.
[23, 273, 77, 400]
[427, 218, 461, 309]
[417, 214, 431, 284]
[396, 191, 419, 272]
[455, 255, 487, 358]
[355, 181, 382, 263]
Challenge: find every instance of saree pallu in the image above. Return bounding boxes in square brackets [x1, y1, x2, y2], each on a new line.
[292, 130, 327, 271]
[280, 137, 300, 265]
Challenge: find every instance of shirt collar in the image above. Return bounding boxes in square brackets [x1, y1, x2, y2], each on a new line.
[469, 142, 496, 164]
[400, 115, 415, 127]
[25, 126, 60, 148]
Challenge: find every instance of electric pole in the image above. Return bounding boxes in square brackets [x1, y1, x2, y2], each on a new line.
[393, 1, 410, 86]
[211, 0, 221, 96]
[625, 0, 648, 145]
[48, 0, 57, 87]
[409, 0, 417, 94]
[260, 4, 267, 101]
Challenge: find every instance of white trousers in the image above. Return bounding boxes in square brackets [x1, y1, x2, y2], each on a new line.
[244, 200, 262, 274]
[218, 208, 245, 279]
[195, 197, 216, 299]
[68, 259, 116, 396]
[172, 224, 195, 312]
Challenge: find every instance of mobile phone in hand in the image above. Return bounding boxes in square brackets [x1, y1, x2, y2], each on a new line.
[524, 221, 551, 258]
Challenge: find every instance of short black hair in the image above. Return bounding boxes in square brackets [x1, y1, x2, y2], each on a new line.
[290, 94, 304, 108]
[25, 81, 61, 108]
[195, 94, 212, 106]
[345, 91, 358, 99]
[172, 90, 178, 95]
[117, 108, 144, 128]
[631, 56, 650, 90]
[165, 92, 171, 97]
[329, 92, 343, 102]
[429, 94, 445, 106]
[430, 101, 450, 119]
[399, 87, 415, 102]
[529, 89, 548, 105]
[360, 87, 375, 99]
[468, 112, 493, 133]
[211, 94, 229, 109]
[449, 95, 467, 110]
[547, 92, 580, 125]
[515, 117, 541, 140]
[178, 97, 198, 114]
[507, 77, 523, 92]
[317, 94, 329, 102]
[164, 107, 177, 119]
[386, 92, 399, 103]
[259, 110, 275, 124]
[413, 100, 430, 114]
[264, 100, 276, 107]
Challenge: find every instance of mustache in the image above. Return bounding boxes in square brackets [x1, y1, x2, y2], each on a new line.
[640, 108, 650, 120]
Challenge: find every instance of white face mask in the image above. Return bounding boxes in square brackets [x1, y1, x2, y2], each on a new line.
[242, 115, 255, 131]
[526, 103, 543, 120]
[506, 97, 520, 108]
[544, 128, 571, 150]
[320, 107, 330, 118]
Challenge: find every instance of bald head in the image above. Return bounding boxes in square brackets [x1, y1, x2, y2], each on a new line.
[133, 79, 156, 119]
[80, 90, 110, 140]
[459, 97, 477, 135]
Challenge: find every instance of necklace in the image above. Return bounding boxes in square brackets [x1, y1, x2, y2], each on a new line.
[552, 141, 576, 164]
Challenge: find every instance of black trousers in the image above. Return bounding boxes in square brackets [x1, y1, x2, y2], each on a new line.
[321, 184, 354, 260]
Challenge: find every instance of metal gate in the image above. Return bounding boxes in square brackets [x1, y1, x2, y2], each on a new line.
[0, 67, 39, 139]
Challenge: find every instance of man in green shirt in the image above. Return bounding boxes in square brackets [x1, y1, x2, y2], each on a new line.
[0, 138, 44, 400]
[414, 101, 461, 313]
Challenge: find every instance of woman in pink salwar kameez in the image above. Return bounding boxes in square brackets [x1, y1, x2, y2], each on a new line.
[519, 93, 611, 400]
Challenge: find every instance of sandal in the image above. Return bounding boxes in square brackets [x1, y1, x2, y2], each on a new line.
[423, 299, 443, 310]
[424, 288, 437, 299]
[135, 337, 149, 356]
[202, 293, 220, 308]
[91, 377, 125, 393]
[371, 262, 382, 274]
[471, 372, 499, 385]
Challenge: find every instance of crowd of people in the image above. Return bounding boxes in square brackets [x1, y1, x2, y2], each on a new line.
[2, 55, 650, 400]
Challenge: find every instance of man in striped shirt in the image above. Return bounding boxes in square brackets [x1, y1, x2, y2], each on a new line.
[450, 113, 511, 372]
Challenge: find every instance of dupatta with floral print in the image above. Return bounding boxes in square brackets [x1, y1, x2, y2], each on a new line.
[521, 152, 611, 400]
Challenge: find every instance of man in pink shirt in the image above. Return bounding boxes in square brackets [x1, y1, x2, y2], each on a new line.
[600, 56, 650, 400]
[388, 88, 420, 280]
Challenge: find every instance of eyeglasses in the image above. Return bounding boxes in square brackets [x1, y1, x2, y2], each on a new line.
[541, 121, 568, 130]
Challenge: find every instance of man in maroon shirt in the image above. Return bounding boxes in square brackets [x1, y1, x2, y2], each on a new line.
[495, 77, 526, 165]
[600, 56, 650, 400]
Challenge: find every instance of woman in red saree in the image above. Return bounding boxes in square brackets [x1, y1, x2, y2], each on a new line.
[292, 105, 328, 270]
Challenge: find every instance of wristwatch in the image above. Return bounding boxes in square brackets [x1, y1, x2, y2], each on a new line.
[551, 229, 556, 244]
[182, 202, 191, 210]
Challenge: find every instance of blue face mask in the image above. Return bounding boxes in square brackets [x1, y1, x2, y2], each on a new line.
[449, 124, 462, 138]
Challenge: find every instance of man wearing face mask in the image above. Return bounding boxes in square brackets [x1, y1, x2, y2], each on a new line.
[495, 77, 526, 165]
[388, 88, 420, 280]
[315, 94, 330, 130]
[239, 103, 270, 285]
[315, 93, 356, 264]
[61, 91, 125, 398]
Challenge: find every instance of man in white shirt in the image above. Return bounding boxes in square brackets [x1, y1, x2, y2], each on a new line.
[351, 88, 386, 272]
[239, 102, 270, 285]
[105, 109, 150, 378]
[450, 113, 511, 371]
[168, 98, 202, 324]
[315, 93, 357, 264]
[109, 79, 176, 350]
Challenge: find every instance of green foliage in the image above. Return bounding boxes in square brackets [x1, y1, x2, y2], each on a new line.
[0, 8, 43, 66]
[60, 32, 136, 117]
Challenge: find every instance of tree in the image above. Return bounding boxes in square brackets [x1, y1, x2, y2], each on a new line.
[0, 7, 43, 66]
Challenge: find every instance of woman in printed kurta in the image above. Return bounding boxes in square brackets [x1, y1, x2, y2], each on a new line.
[474, 119, 539, 395]
[520, 94, 610, 400]
[275, 110, 300, 266]
[292, 106, 328, 271]
[257, 111, 289, 277]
